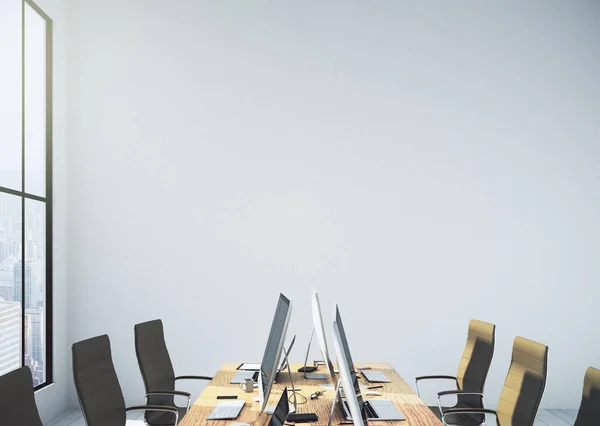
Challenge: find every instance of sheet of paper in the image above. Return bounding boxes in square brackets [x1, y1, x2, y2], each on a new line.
[238, 363, 261, 371]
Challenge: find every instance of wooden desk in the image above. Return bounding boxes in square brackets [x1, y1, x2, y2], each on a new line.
[179, 363, 442, 426]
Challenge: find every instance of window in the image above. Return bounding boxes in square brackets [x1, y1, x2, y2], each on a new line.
[0, 0, 52, 388]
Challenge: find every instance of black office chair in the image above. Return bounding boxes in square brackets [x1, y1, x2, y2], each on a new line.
[0, 366, 43, 426]
[135, 319, 213, 425]
[574, 366, 600, 426]
[415, 319, 496, 425]
[73, 334, 180, 426]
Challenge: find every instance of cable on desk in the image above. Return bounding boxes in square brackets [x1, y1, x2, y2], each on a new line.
[288, 390, 308, 405]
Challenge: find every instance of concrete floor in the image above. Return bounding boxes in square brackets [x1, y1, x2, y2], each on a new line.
[47, 408, 580, 425]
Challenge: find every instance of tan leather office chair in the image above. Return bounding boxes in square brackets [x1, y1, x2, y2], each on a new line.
[574, 366, 600, 426]
[440, 336, 548, 426]
[416, 320, 496, 425]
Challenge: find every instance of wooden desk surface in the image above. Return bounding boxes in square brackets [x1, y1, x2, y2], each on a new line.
[179, 363, 442, 426]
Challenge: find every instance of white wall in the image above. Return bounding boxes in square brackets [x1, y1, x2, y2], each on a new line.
[66, 0, 600, 410]
[32, 0, 69, 421]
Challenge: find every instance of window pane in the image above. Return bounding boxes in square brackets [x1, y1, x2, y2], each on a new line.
[24, 199, 45, 385]
[24, 4, 46, 197]
[0, 0, 23, 191]
[0, 192, 22, 376]
[25, 4, 46, 196]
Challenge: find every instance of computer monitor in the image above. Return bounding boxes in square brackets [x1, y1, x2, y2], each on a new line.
[268, 387, 290, 426]
[258, 293, 293, 413]
[332, 318, 365, 426]
[334, 304, 361, 396]
[311, 289, 336, 382]
[332, 305, 405, 424]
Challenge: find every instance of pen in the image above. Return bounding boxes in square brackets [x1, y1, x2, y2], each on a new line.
[368, 385, 384, 390]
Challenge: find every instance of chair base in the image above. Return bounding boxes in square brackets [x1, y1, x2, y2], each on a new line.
[428, 405, 485, 426]
[145, 406, 186, 425]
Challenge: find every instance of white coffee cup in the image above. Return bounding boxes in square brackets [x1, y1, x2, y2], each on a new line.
[240, 378, 254, 392]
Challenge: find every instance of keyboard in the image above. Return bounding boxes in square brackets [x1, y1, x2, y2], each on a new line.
[363, 402, 378, 419]
[361, 370, 390, 383]
[207, 400, 246, 420]
[344, 401, 378, 419]
[344, 400, 405, 421]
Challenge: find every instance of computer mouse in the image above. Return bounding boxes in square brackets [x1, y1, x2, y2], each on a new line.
[364, 391, 382, 396]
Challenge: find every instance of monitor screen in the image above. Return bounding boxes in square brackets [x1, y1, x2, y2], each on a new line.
[312, 289, 336, 382]
[334, 305, 364, 411]
[259, 293, 292, 412]
[332, 319, 366, 426]
[268, 387, 290, 426]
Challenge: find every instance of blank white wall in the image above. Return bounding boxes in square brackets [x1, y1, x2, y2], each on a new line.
[67, 0, 600, 409]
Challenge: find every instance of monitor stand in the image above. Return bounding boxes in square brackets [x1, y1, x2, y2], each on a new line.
[327, 379, 368, 426]
[299, 328, 327, 379]
[281, 345, 298, 411]
[327, 379, 342, 426]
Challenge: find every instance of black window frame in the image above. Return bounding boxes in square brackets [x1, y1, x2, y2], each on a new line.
[0, 0, 53, 390]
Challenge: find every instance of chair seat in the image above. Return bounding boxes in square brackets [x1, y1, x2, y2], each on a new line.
[428, 404, 485, 426]
[145, 406, 187, 425]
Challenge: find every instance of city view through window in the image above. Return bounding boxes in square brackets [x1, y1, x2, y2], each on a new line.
[0, 0, 52, 387]
[0, 196, 46, 385]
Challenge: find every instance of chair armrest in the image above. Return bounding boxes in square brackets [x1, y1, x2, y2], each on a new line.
[126, 405, 179, 424]
[415, 375, 458, 382]
[437, 390, 485, 418]
[442, 407, 497, 424]
[438, 390, 483, 397]
[147, 390, 191, 398]
[175, 375, 213, 381]
[414, 375, 459, 397]
[145, 390, 192, 412]
[444, 408, 496, 415]
[127, 405, 178, 413]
